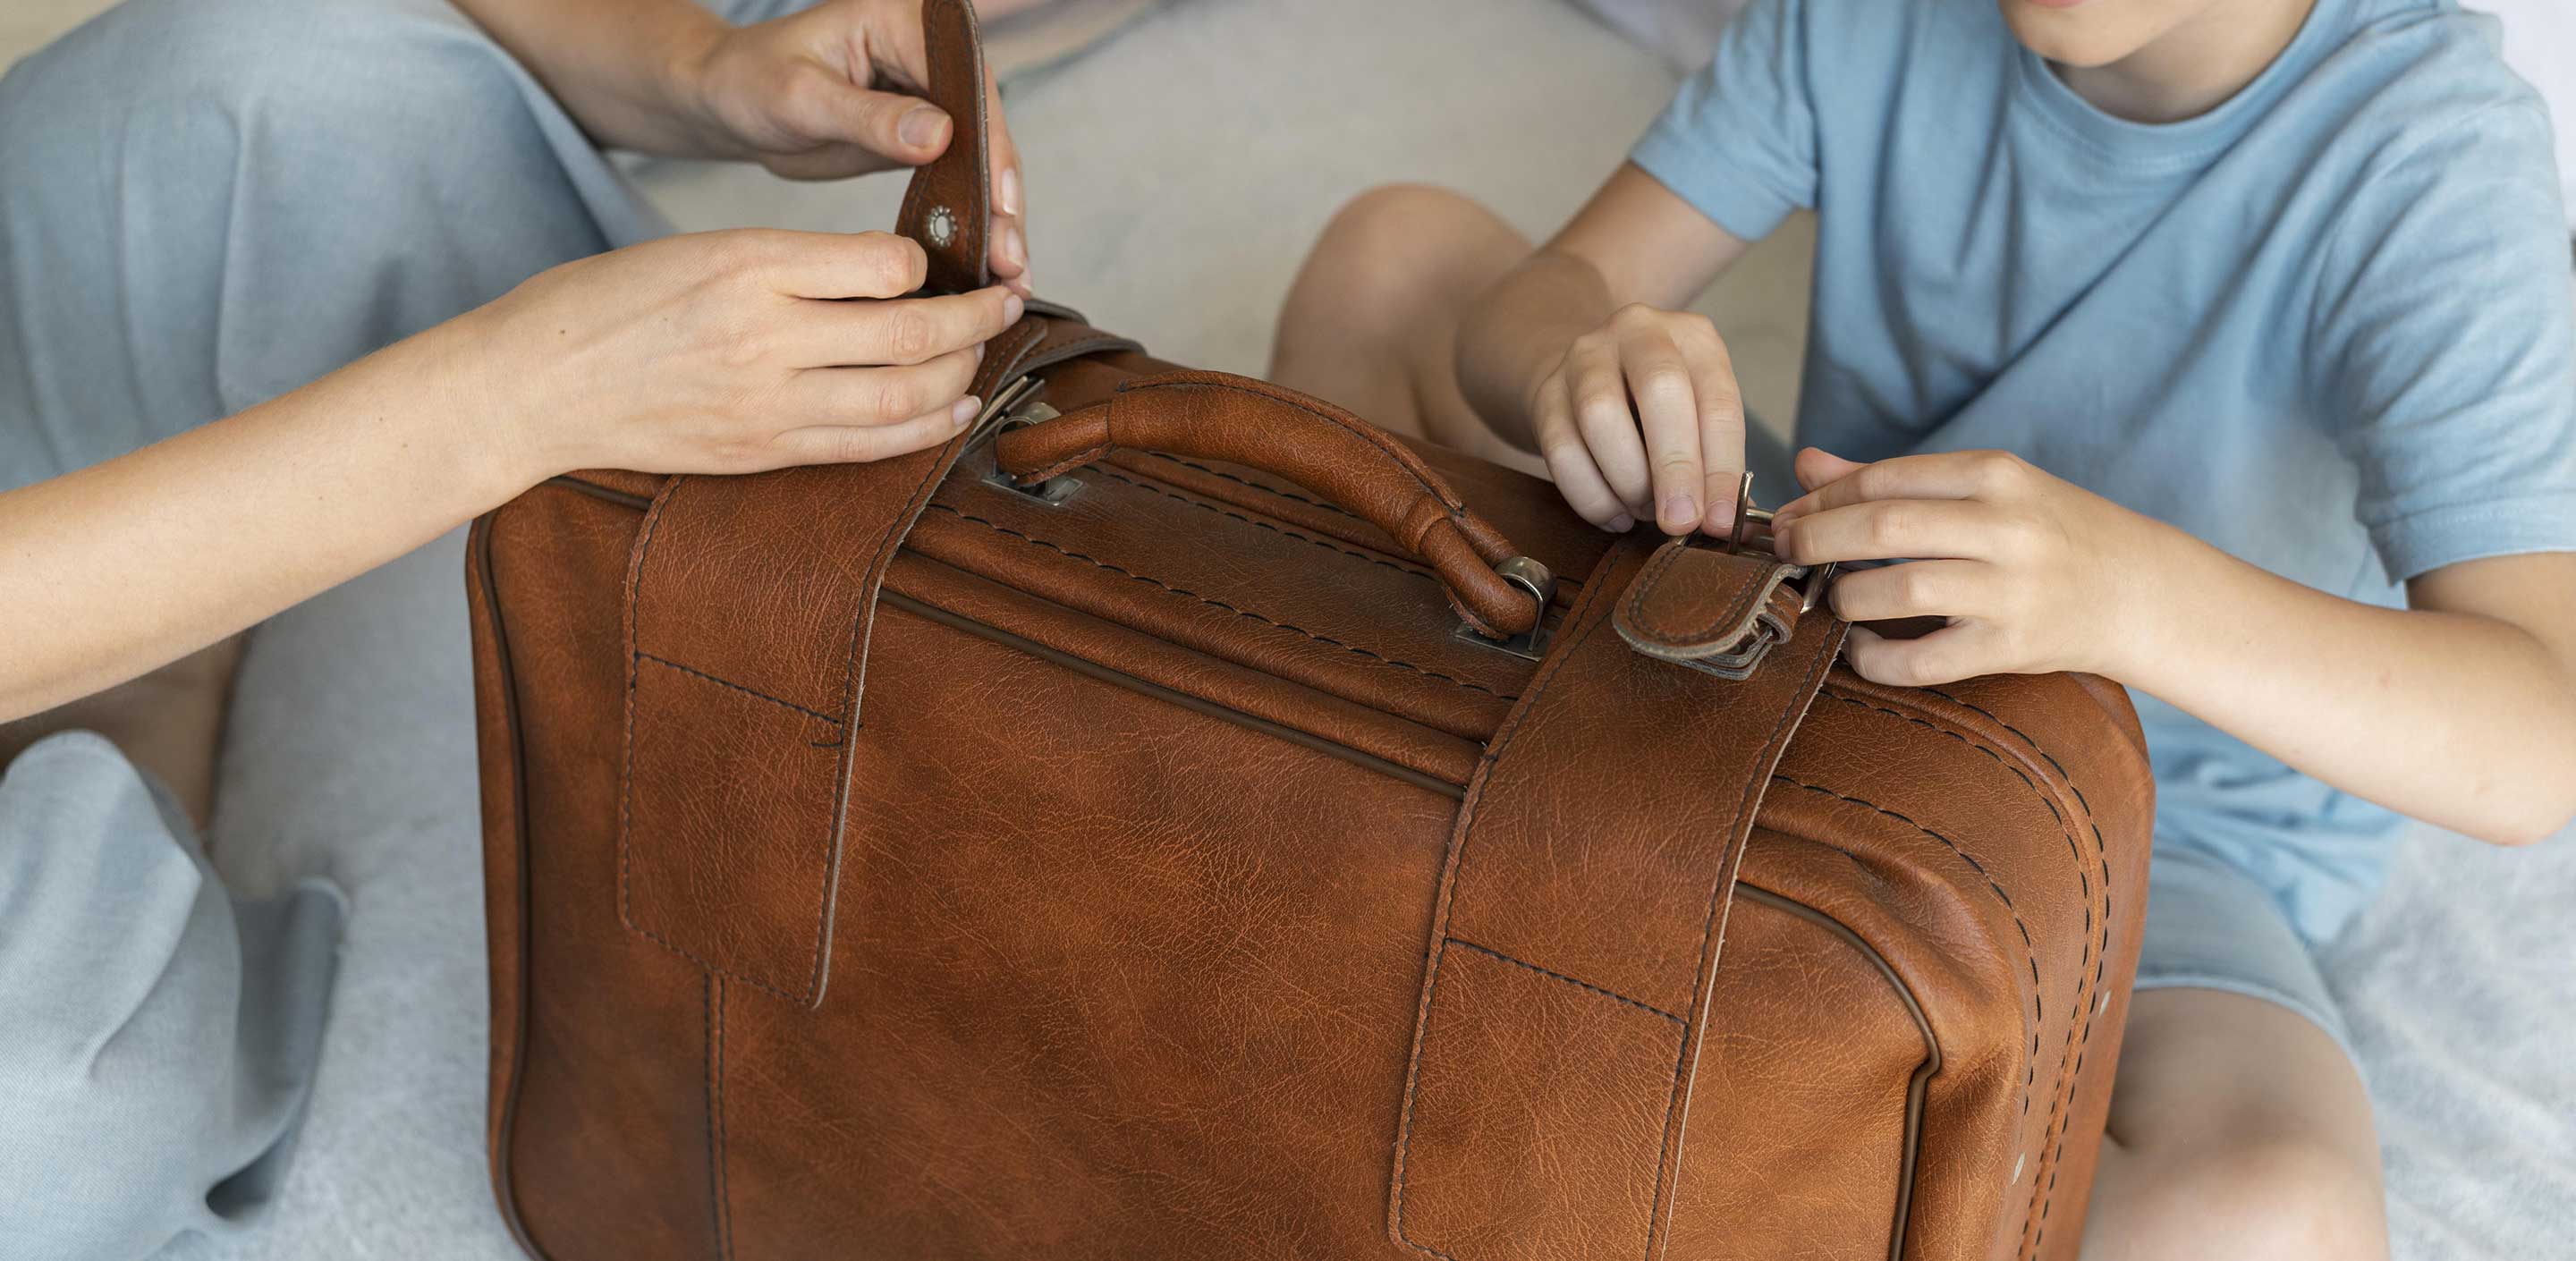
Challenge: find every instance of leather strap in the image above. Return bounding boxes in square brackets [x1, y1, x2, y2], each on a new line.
[1391, 537, 1848, 1261]
[895, 0, 991, 293]
[1612, 537, 1812, 680]
[996, 370, 1547, 637]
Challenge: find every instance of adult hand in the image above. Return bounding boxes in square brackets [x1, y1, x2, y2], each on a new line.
[1528, 303, 1748, 537]
[1768, 448, 2175, 686]
[457, 228, 1022, 484]
[679, 0, 1031, 291]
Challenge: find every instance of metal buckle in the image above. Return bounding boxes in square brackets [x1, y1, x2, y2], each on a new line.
[1723, 470, 1835, 615]
[974, 378, 1081, 506]
[1452, 554, 1557, 661]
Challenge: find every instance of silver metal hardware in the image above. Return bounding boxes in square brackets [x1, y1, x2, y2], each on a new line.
[1452, 619, 1546, 663]
[924, 205, 958, 250]
[1493, 554, 1555, 613]
[1724, 470, 1835, 615]
[976, 384, 1080, 506]
[1453, 554, 1557, 660]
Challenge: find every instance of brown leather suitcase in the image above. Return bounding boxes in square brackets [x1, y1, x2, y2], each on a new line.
[466, 4, 2154, 1257]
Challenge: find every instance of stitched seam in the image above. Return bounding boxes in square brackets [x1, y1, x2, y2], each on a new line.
[1770, 775, 2041, 1130]
[971, 321, 1049, 402]
[1619, 545, 1775, 648]
[637, 653, 841, 724]
[1644, 625, 1843, 1254]
[1123, 377, 1476, 522]
[706, 974, 733, 1261]
[1089, 467, 1445, 587]
[1140, 452, 1364, 520]
[1446, 938, 1686, 1024]
[1816, 688, 2111, 1260]
[924, 503, 1520, 700]
[1393, 546, 1633, 1260]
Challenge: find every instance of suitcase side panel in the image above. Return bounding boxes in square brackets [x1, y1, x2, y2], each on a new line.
[478, 486, 723, 1261]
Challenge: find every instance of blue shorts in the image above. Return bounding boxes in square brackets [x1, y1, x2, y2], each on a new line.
[2134, 843, 2357, 1064]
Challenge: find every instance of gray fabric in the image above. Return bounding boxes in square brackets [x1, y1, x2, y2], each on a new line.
[0, 732, 343, 1260]
[2133, 840, 2356, 1062]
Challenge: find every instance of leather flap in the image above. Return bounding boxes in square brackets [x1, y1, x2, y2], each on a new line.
[1612, 537, 1809, 678]
[1393, 537, 1847, 1260]
[895, 0, 991, 294]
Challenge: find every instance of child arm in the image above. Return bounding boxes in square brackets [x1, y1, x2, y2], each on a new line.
[1767, 448, 2576, 846]
[1454, 164, 1758, 536]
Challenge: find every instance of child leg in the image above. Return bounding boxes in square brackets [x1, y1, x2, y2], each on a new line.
[1270, 184, 1545, 472]
[2084, 850, 2390, 1260]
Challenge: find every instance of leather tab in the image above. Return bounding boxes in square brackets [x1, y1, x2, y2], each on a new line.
[1612, 538, 1808, 681]
[896, 0, 991, 294]
[1392, 536, 1847, 1260]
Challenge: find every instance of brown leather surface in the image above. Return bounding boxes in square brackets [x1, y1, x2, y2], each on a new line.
[894, 0, 990, 294]
[463, 8, 2156, 1258]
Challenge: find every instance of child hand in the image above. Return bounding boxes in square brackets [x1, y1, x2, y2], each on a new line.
[1529, 304, 1748, 536]
[456, 228, 1021, 487]
[1768, 447, 2174, 686]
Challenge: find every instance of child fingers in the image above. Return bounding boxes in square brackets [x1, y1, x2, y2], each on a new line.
[1774, 449, 2023, 521]
[1839, 622, 1990, 689]
[797, 286, 1022, 368]
[1566, 346, 1651, 520]
[1773, 498, 2001, 565]
[1689, 348, 1748, 536]
[1623, 334, 1705, 535]
[1533, 381, 1636, 532]
[1824, 559, 1992, 623]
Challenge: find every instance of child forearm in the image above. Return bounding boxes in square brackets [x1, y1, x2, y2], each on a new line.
[1453, 250, 1617, 453]
[2122, 530, 2576, 846]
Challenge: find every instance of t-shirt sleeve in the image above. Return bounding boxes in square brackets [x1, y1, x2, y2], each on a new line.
[1626, 0, 1818, 241]
[2313, 101, 2576, 583]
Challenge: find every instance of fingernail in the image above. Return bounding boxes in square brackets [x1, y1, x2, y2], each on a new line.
[1608, 514, 1635, 533]
[1707, 496, 1736, 530]
[1005, 224, 1027, 269]
[972, 341, 987, 360]
[998, 166, 1023, 217]
[1003, 291, 1025, 324]
[1663, 494, 1697, 530]
[952, 396, 979, 427]
[899, 105, 949, 149]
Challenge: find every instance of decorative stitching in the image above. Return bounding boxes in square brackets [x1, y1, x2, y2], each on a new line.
[1816, 687, 2113, 1261]
[924, 503, 1519, 700]
[1140, 452, 1364, 521]
[636, 652, 841, 724]
[1393, 546, 1634, 1261]
[1445, 937, 1686, 1024]
[1643, 622, 1843, 1248]
[707, 974, 733, 1261]
[1770, 775, 2042, 1126]
[1089, 467, 1444, 587]
[1617, 542, 1778, 649]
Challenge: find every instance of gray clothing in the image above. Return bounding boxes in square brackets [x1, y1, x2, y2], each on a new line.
[0, 0, 791, 1254]
[0, 734, 343, 1259]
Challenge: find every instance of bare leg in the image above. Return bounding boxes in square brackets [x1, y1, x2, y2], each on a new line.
[2081, 988, 2389, 1260]
[0, 636, 242, 831]
[1270, 184, 1544, 474]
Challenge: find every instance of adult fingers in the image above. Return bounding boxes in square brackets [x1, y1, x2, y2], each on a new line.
[791, 286, 1021, 368]
[983, 67, 1031, 294]
[1772, 449, 2031, 524]
[758, 399, 979, 470]
[1773, 498, 2007, 566]
[1566, 345, 1650, 520]
[1823, 559, 1995, 623]
[794, 343, 982, 425]
[753, 230, 929, 300]
[1532, 377, 1634, 531]
[1619, 326, 1702, 535]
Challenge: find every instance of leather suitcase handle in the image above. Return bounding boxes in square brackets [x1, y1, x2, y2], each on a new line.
[995, 369, 1553, 637]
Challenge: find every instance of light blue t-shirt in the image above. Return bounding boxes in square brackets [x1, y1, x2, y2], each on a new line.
[1633, 0, 2576, 941]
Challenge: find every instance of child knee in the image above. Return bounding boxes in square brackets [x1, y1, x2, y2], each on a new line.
[2158, 1136, 2387, 1260]
[1300, 184, 1509, 326]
